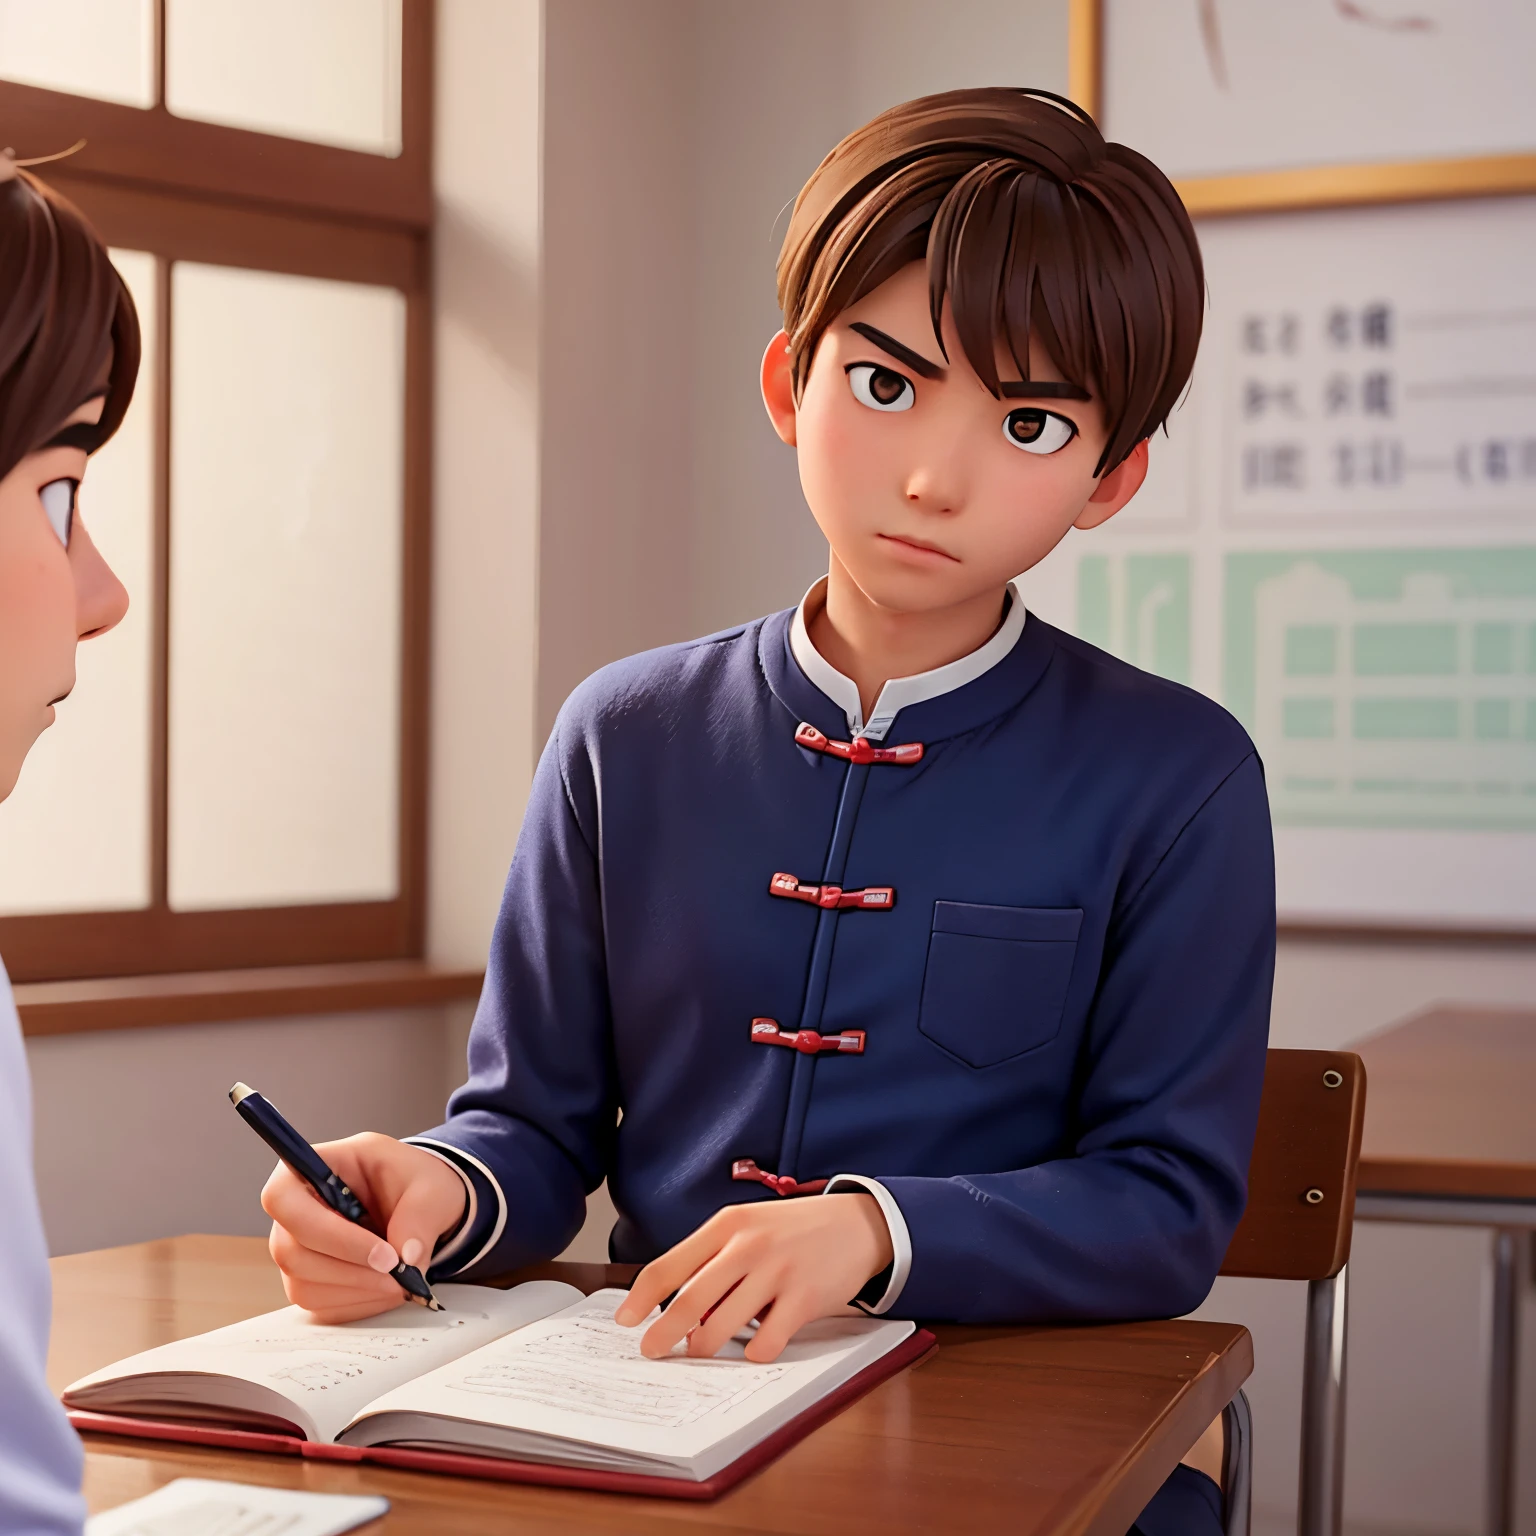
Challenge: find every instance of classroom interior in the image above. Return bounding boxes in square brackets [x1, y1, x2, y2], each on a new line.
[1, 2, 1534, 1533]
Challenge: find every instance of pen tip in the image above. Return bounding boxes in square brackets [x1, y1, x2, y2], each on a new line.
[228, 1082, 253, 1105]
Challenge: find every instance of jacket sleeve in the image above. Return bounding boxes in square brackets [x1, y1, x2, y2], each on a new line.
[411, 721, 618, 1279]
[0, 972, 85, 1536]
[877, 752, 1276, 1324]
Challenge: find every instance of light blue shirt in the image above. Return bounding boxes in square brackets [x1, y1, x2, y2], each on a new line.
[0, 959, 84, 1535]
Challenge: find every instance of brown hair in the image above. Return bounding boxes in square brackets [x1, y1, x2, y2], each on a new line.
[0, 168, 140, 484]
[776, 87, 1202, 475]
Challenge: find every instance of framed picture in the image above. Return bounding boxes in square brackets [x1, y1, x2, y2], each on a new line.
[1070, 0, 1536, 216]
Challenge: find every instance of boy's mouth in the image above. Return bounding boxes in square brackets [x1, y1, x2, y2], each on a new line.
[878, 532, 959, 563]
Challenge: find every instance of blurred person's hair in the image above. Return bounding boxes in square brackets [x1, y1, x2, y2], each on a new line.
[0, 166, 140, 482]
[777, 87, 1202, 475]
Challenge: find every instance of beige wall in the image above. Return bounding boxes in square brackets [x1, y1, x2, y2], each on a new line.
[536, 0, 697, 743]
[428, 0, 545, 967]
[28, 1008, 462, 1256]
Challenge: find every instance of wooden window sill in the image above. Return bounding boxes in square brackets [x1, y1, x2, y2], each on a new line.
[14, 961, 483, 1037]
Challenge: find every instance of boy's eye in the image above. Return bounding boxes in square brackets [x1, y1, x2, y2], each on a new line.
[846, 363, 915, 412]
[1003, 408, 1076, 455]
[39, 478, 79, 548]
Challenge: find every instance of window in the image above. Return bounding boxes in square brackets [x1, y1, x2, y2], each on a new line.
[0, 0, 433, 982]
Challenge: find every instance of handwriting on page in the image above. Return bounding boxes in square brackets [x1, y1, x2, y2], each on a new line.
[267, 1360, 368, 1393]
[444, 1307, 788, 1428]
[245, 1328, 447, 1360]
[240, 1321, 476, 1392]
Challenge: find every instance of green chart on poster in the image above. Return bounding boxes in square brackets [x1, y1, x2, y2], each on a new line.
[1225, 550, 1536, 832]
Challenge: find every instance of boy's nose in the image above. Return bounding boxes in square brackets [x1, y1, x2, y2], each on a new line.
[71, 517, 130, 640]
[902, 463, 964, 514]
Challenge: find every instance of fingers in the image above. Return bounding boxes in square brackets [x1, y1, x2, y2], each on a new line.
[261, 1162, 396, 1270]
[307, 1304, 405, 1325]
[269, 1223, 402, 1320]
[616, 1199, 873, 1364]
[639, 1249, 754, 1359]
[743, 1295, 816, 1363]
[290, 1290, 408, 1326]
[383, 1154, 469, 1276]
[685, 1275, 776, 1359]
[268, 1221, 400, 1299]
[260, 1135, 466, 1314]
[615, 1220, 728, 1327]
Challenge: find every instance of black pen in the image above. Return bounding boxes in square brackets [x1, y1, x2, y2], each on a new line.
[229, 1082, 444, 1312]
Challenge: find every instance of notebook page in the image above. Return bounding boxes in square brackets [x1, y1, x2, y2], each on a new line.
[344, 1288, 913, 1474]
[65, 1280, 580, 1443]
[85, 1478, 387, 1536]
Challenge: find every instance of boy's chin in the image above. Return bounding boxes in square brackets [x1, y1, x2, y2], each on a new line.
[0, 745, 25, 805]
[844, 560, 1000, 618]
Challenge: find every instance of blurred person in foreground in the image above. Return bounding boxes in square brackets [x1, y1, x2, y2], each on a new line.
[0, 154, 137, 1534]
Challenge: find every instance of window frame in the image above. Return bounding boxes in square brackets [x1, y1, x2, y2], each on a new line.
[0, 0, 434, 983]
[0, 0, 433, 231]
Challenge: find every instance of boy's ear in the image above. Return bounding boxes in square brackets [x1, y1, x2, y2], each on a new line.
[760, 331, 798, 447]
[1073, 438, 1149, 531]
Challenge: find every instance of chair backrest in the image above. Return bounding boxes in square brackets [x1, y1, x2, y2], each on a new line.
[1220, 1048, 1367, 1282]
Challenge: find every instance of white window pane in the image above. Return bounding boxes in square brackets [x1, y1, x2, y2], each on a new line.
[0, 250, 156, 915]
[167, 264, 404, 911]
[164, 0, 402, 156]
[0, 0, 155, 108]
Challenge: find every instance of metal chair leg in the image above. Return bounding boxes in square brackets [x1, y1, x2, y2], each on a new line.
[1221, 1389, 1252, 1536]
[1486, 1228, 1525, 1536]
[1298, 1264, 1349, 1536]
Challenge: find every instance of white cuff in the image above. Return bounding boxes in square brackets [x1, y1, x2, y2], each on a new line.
[822, 1174, 911, 1315]
[403, 1137, 508, 1276]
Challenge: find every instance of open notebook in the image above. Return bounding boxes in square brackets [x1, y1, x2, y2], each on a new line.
[65, 1281, 932, 1497]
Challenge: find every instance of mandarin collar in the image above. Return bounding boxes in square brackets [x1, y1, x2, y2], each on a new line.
[758, 603, 1057, 748]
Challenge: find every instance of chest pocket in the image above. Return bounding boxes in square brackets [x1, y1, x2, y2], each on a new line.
[918, 902, 1083, 1069]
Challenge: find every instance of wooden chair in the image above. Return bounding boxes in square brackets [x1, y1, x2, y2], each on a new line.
[1216, 1048, 1367, 1536]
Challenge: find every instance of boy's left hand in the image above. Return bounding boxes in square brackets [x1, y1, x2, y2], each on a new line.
[613, 1192, 894, 1363]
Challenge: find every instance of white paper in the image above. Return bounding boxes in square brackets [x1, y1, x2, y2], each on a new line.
[85, 1478, 387, 1536]
[65, 1280, 581, 1443]
[444, 1302, 792, 1429]
[344, 1287, 914, 1479]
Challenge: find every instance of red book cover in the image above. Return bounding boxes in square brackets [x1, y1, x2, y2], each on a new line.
[69, 1328, 937, 1501]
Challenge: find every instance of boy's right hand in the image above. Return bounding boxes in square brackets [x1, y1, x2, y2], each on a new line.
[261, 1133, 467, 1323]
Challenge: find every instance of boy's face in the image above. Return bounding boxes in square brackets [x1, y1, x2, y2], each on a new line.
[0, 394, 128, 802]
[762, 260, 1145, 617]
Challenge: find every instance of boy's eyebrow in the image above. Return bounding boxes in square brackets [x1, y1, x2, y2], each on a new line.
[39, 421, 102, 453]
[847, 322, 945, 379]
[848, 322, 1091, 401]
[37, 391, 109, 454]
[1000, 379, 1091, 401]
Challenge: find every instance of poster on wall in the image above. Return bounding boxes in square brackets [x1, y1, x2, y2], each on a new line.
[1100, 0, 1536, 182]
[1016, 195, 1536, 930]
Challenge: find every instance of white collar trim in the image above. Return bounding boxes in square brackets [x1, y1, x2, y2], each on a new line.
[788, 578, 1027, 741]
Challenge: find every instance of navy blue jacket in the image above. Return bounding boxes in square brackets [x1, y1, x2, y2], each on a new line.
[417, 607, 1275, 1324]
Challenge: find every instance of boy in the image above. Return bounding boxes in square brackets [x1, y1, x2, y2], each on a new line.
[265, 89, 1272, 1531]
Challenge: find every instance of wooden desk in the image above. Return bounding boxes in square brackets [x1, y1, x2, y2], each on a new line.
[50, 1235, 1251, 1536]
[1353, 1007, 1536, 1536]
[1357, 1006, 1536, 1201]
